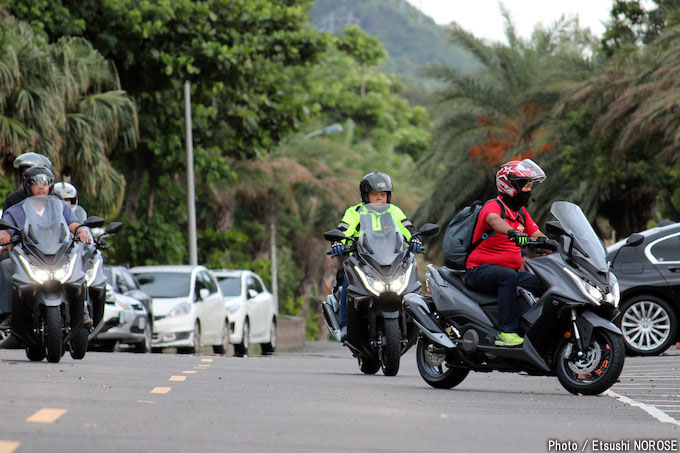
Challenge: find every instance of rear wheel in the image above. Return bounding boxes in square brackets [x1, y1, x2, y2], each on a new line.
[261, 319, 276, 355]
[358, 357, 380, 375]
[213, 321, 230, 355]
[234, 320, 249, 357]
[45, 306, 63, 363]
[416, 337, 469, 389]
[380, 318, 401, 376]
[69, 327, 88, 360]
[556, 329, 625, 395]
[620, 296, 677, 356]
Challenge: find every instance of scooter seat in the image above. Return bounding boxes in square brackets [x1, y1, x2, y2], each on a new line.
[437, 267, 498, 306]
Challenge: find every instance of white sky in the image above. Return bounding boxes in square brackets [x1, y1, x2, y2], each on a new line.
[405, 0, 615, 44]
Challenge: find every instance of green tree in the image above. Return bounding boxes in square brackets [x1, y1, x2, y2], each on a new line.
[337, 24, 387, 97]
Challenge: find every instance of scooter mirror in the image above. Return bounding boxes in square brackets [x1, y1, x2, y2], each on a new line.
[625, 232, 644, 247]
[324, 229, 348, 242]
[418, 223, 440, 236]
[81, 216, 106, 229]
[104, 222, 123, 235]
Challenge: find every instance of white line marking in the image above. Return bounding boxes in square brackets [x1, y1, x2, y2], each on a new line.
[606, 390, 680, 427]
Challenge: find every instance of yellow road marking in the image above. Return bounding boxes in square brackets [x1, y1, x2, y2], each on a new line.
[182, 370, 197, 374]
[26, 408, 67, 424]
[136, 400, 154, 404]
[201, 358, 213, 362]
[197, 364, 210, 367]
[150, 387, 171, 394]
[169, 375, 186, 382]
[0, 441, 20, 453]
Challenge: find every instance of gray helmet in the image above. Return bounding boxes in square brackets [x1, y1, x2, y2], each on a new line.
[13, 152, 53, 173]
[53, 182, 78, 206]
[360, 172, 392, 203]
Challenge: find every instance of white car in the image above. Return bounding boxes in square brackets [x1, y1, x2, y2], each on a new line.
[130, 265, 229, 354]
[211, 270, 278, 356]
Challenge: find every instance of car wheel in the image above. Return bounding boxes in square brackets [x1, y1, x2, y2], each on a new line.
[261, 319, 276, 355]
[213, 321, 230, 355]
[178, 322, 200, 355]
[134, 321, 152, 353]
[620, 295, 677, 356]
[234, 319, 249, 357]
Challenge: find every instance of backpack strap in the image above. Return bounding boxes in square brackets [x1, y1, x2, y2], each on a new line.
[466, 199, 505, 253]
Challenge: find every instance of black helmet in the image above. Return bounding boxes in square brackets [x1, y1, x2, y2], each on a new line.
[13, 152, 53, 173]
[360, 172, 393, 203]
[22, 166, 55, 194]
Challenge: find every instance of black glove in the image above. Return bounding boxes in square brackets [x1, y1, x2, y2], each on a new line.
[507, 229, 528, 247]
[330, 241, 346, 256]
[409, 237, 424, 253]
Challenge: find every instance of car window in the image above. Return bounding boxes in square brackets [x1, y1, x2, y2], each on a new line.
[116, 271, 130, 293]
[246, 276, 260, 294]
[649, 234, 680, 263]
[121, 270, 139, 291]
[217, 276, 241, 297]
[134, 272, 192, 298]
[203, 272, 218, 294]
[255, 275, 268, 293]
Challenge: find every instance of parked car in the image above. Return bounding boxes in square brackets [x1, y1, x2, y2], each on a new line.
[103, 265, 154, 331]
[130, 265, 228, 354]
[608, 223, 680, 355]
[89, 284, 151, 353]
[211, 269, 278, 356]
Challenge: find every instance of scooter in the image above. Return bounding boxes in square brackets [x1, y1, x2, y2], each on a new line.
[0, 195, 105, 362]
[404, 201, 642, 395]
[322, 202, 438, 376]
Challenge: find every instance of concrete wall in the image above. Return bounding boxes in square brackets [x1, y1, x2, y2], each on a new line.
[277, 315, 305, 351]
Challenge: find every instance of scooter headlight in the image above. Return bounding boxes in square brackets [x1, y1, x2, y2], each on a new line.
[354, 266, 387, 297]
[18, 255, 51, 284]
[604, 280, 620, 307]
[564, 267, 603, 305]
[85, 256, 101, 286]
[390, 263, 414, 295]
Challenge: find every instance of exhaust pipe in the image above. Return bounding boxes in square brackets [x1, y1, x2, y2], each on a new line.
[322, 295, 342, 342]
[403, 294, 455, 349]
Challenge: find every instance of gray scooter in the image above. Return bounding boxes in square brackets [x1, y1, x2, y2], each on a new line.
[404, 201, 643, 395]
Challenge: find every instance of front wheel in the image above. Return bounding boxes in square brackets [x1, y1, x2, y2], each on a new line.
[234, 320, 249, 357]
[213, 321, 230, 355]
[416, 337, 469, 389]
[69, 327, 88, 360]
[380, 318, 401, 376]
[556, 328, 625, 395]
[45, 306, 63, 363]
[261, 319, 276, 355]
[358, 357, 380, 375]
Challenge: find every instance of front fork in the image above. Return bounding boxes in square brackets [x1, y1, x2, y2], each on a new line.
[570, 308, 585, 357]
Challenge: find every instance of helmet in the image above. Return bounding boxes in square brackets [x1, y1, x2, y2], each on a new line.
[53, 182, 78, 206]
[360, 172, 393, 203]
[22, 166, 55, 194]
[496, 159, 546, 197]
[13, 152, 52, 173]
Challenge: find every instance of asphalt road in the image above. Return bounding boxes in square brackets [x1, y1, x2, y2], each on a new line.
[0, 342, 678, 453]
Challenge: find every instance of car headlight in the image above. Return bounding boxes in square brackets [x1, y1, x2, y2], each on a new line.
[564, 267, 603, 305]
[167, 301, 192, 318]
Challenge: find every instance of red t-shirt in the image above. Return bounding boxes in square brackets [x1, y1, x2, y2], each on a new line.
[465, 197, 539, 271]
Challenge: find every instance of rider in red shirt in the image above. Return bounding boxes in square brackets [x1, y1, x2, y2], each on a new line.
[464, 159, 548, 347]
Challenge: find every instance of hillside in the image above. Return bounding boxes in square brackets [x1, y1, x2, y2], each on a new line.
[310, 0, 478, 80]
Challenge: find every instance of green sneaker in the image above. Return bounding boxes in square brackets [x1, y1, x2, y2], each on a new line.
[495, 332, 524, 347]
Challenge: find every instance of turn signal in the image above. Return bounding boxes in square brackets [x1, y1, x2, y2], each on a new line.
[563, 331, 571, 338]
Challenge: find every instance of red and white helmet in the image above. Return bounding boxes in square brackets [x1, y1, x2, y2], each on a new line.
[496, 159, 546, 197]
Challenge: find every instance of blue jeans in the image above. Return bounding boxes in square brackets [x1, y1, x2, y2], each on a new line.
[464, 264, 545, 333]
[339, 274, 349, 329]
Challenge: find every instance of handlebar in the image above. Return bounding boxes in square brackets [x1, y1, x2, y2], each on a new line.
[509, 236, 558, 251]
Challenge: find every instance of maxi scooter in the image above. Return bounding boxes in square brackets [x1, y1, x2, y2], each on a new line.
[322, 202, 439, 376]
[404, 201, 642, 395]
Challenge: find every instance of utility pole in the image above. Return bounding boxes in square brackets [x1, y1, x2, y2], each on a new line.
[184, 81, 198, 266]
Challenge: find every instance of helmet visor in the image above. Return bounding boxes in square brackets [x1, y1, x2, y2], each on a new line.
[27, 174, 54, 187]
[508, 159, 546, 183]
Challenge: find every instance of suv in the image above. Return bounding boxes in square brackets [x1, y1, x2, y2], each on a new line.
[608, 223, 680, 355]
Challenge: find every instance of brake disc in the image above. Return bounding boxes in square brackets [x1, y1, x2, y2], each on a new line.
[564, 342, 603, 375]
[424, 345, 446, 367]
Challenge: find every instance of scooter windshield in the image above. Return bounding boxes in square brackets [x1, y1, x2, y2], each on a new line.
[22, 196, 70, 256]
[356, 203, 406, 266]
[550, 201, 608, 274]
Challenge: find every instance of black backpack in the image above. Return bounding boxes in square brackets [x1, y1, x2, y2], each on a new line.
[442, 199, 523, 269]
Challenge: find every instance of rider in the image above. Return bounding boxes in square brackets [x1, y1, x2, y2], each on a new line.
[0, 167, 92, 328]
[53, 182, 88, 223]
[3, 152, 53, 212]
[463, 159, 548, 347]
[330, 172, 423, 339]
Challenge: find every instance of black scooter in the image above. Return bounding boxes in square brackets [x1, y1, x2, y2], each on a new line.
[404, 201, 642, 395]
[322, 203, 438, 376]
[0, 195, 105, 363]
